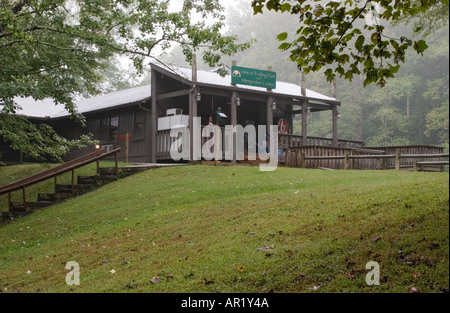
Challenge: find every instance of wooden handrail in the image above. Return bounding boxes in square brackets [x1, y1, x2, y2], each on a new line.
[303, 153, 449, 160]
[0, 148, 121, 196]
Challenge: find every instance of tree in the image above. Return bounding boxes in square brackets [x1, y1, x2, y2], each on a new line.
[0, 0, 249, 162]
[367, 105, 409, 146]
[426, 101, 449, 150]
[251, 0, 449, 87]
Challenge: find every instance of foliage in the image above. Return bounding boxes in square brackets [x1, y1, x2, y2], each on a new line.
[426, 101, 449, 149]
[367, 105, 409, 146]
[251, 0, 449, 87]
[0, 114, 94, 162]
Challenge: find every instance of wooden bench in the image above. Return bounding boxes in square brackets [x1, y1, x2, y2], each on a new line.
[414, 161, 449, 172]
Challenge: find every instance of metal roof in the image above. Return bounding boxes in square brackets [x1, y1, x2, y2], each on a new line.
[6, 84, 151, 119]
[167, 66, 337, 103]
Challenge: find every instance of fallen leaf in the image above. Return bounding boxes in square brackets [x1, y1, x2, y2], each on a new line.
[237, 267, 244, 273]
[256, 244, 275, 251]
[150, 276, 160, 283]
[204, 278, 214, 285]
[372, 236, 382, 243]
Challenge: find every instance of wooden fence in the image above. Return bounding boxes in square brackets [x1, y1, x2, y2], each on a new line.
[364, 146, 445, 169]
[286, 146, 448, 171]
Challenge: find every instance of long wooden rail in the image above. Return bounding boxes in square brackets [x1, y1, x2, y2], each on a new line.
[0, 148, 121, 210]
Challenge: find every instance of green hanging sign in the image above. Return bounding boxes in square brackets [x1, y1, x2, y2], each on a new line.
[231, 66, 277, 89]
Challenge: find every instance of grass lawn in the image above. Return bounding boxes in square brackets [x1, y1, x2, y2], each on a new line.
[0, 164, 448, 293]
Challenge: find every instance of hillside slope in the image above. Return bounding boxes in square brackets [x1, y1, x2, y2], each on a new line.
[0, 165, 448, 293]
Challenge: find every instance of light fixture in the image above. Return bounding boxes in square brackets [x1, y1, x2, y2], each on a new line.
[336, 111, 342, 119]
[272, 100, 277, 111]
[196, 92, 201, 102]
[236, 97, 241, 106]
[95, 144, 101, 150]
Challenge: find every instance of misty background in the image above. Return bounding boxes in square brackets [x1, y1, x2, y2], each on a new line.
[102, 0, 449, 150]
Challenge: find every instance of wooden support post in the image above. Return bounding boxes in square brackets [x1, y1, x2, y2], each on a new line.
[231, 61, 237, 87]
[300, 151, 306, 168]
[332, 79, 337, 99]
[96, 160, 100, 176]
[71, 169, 75, 196]
[22, 187, 26, 208]
[125, 131, 129, 164]
[266, 96, 274, 153]
[231, 92, 238, 163]
[301, 100, 308, 146]
[344, 151, 349, 170]
[332, 105, 339, 147]
[300, 72, 306, 97]
[395, 149, 401, 171]
[150, 69, 158, 164]
[413, 161, 418, 172]
[8, 192, 12, 211]
[190, 54, 198, 162]
[115, 150, 119, 175]
[267, 66, 273, 92]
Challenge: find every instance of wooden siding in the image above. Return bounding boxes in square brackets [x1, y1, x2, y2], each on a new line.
[60, 104, 152, 163]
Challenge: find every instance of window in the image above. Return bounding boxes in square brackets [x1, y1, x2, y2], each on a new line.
[133, 112, 145, 139]
[96, 116, 119, 143]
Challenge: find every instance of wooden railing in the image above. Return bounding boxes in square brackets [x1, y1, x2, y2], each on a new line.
[286, 146, 448, 171]
[279, 134, 365, 149]
[156, 130, 367, 161]
[0, 148, 121, 209]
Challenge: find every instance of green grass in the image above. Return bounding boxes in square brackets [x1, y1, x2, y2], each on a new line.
[0, 165, 448, 293]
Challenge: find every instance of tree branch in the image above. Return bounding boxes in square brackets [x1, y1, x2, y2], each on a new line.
[334, 1, 370, 49]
